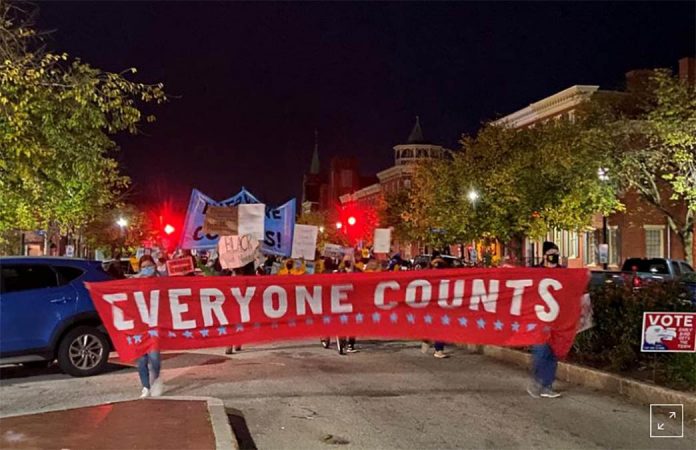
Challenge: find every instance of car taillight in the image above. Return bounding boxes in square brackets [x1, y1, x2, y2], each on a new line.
[632, 276, 642, 288]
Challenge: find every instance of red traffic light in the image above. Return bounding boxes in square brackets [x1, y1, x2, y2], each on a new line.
[164, 224, 175, 235]
[347, 216, 356, 226]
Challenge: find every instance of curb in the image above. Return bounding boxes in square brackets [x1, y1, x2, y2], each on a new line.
[0, 395, 239, 450]
[462, 344, 696, 419]
[155, 396, 239, 450]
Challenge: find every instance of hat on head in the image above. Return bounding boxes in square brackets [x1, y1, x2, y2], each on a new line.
[542, 241, 558, 255]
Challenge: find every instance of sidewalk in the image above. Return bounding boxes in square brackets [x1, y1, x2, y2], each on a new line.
[0, 398, 231, 450]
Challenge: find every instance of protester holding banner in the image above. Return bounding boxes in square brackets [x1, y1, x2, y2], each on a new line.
[337, 258, 360, 355]
[527, 241, 563, 399]
[135, 255, 164, 398]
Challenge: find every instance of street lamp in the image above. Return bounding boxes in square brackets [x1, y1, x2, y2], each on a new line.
[598, 168, 609, 270]
[116, 217, 128, 228]
[336, 221, 343, 230]
[319, 226, 325, 234]
[467, 189, 479, 204]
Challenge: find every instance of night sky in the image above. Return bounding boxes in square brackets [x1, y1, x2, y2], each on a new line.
[37, 1, 695, 210]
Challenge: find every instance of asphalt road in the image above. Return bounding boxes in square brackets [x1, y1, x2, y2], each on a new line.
[1, 340, 694, 449]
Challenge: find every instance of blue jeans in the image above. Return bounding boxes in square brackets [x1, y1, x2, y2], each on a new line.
[137, 351, 161, 389]
[531, 344, 557, 388]
[434, 342, 445, 352]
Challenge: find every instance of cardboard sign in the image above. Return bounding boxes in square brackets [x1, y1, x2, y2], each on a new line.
[291, 224, 318, 260]
[238, 204, 266, 241]
[166, 257, 195, 277]
[218, 234, 259, 269]
[641, 312, 696, 352]
[203, 206, 239, 236]
[373, 228, 391, 254]
[323, 244, 353, 259]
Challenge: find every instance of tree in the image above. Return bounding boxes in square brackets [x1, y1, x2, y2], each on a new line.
[402, 117, 621, 257]
[0, 1, 166, 248]
[296, 210, 348, 250]
[613, 69, 696, 263]
[82, 204, 159, 258]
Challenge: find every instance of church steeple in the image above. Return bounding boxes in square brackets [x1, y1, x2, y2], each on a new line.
[309, 129, 320, 174]
[407, 116, 426, 144]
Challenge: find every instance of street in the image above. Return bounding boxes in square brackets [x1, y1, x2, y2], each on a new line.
[1, 340, 693, 449]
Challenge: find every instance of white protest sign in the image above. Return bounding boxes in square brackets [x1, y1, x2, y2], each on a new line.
[65, 245, 75, 257]
[373, 228, 391, 254]
[238, 203, 266, 241]
[218, 234, 259, 269]
[291, 224, 318, 260]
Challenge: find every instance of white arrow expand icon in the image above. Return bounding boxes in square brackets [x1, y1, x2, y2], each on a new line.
[657, 423, 665, 430]
[669, 411, 677, 419]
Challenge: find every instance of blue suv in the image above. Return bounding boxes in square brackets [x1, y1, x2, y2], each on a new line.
[0, 257, 114, 376]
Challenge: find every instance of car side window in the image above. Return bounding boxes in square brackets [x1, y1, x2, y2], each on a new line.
[671, 261, 681, 276]
[0, 264, 58, 294]
[53, 265, 85, 285]
[680, 262, 694, 274]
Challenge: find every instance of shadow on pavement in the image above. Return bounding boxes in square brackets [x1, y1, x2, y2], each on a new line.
[226, 407, 258, 450]
[0, 361, 129, 383]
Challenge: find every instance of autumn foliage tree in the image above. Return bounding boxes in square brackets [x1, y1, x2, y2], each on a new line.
[0, 1, 166, 250]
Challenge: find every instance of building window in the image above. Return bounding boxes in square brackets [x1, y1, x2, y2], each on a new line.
[340, 170, 352, 188]
[608, 227, 620, 266]
[568, 232, 578, 259]
[644, 226, 665, 258]
[584, 231, 597, 266]
[404, 179, 411, 189]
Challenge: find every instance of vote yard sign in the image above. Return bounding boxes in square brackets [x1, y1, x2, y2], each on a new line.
[641, 312, 696, 353]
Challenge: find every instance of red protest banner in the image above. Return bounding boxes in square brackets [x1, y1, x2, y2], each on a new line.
[641, 312, 696, 352]
[165, 257, 195, 277]
[85, 268, 589, 361]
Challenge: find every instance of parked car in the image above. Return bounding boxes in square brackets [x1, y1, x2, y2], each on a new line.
[412, 254, 464, 270]
[0, 257, 114, 376]
[621, 257, 694, 287]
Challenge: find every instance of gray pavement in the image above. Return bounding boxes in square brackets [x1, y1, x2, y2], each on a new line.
[1, 340, 694, 449]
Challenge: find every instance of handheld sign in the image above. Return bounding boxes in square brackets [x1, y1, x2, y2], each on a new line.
[203, 206, 239, 236]
[218, 234, 259, 269]
[238, 204, 266, 241]
[165, 257, 195, 277]
[373, 228, 391, 254]
[291, 224, 318, 260]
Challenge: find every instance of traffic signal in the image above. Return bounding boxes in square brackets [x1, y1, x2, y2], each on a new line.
[347, 216, 356, 226]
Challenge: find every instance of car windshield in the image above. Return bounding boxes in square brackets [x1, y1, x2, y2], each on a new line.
[622, 258, 670, 274]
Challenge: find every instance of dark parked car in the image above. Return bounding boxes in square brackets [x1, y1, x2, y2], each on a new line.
[0, 257, 114, 376]
[412, 254, 464, 270]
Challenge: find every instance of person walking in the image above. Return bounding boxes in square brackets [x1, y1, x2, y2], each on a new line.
[336, 257, 360, 355]
[136, 255, 164, 398]
[421, 251, 449, 358]
[527, 241, 562, 399]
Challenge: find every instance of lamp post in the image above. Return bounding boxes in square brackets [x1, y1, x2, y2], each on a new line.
[116, 217, 128, 257]
[467, 189, 480, 265]
[598, 168, 609, 270]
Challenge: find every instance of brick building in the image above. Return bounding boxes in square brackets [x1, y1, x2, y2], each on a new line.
[495, 57, 695, 267]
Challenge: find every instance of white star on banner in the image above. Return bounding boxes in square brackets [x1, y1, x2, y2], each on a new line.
[476, 318, 486, 329]
[441, 315, 451, 325]
[372, 312, 381, 323]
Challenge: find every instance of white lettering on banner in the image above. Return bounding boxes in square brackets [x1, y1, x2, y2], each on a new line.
[374, 281, 399, 310]
[231, 287, 255, 323]
[470, 279, 499, 313]
[506, 279, 534, 316]
[134, 290, 160, 327]
[438, 280, 465, 309]
[406, 279, 432, 308]
[169, 288, 197, 330]
[263, 285, 288, 319]
[103, 293, 134, 330]
[200, 288, 229, 327]
[296, 286, 323, 315]
[331, 284, 354, 313]
[536, 278, 561, 322]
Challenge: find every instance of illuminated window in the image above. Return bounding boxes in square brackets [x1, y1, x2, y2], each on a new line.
[644, 226, 665, 258]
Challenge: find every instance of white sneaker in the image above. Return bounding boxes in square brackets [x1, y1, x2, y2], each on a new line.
[140, 387, 150, 398]
[526, 382, 541, 398]
[540, 387, 561, 398]
[421, 342, 430, 353]
[151, 378, 164, 397]
[433, 350, 449, 359]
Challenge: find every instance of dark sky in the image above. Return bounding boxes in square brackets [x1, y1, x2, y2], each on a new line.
[38, 1, 695, 210]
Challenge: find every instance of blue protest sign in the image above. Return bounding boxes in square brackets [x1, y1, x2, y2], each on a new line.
[179, 188, 295, 257]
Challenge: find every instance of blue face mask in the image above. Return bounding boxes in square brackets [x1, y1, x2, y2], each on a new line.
[140, 266, 156, 277]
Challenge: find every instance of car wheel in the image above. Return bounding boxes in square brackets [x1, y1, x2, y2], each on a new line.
[57, 326, 109, 377]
